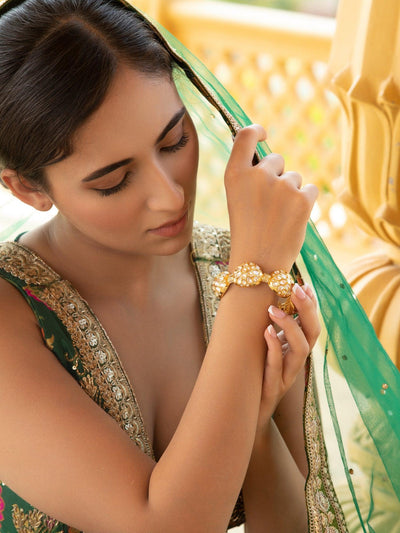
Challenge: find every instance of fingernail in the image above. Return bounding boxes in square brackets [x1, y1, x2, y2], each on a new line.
[268, 305, 286, 319]
[293, 283, 306, 300]
[267, 324, 277, 338]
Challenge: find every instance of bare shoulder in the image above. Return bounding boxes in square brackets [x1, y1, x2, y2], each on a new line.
[0, 275, 41, 357]
[0, 275, 77, 442]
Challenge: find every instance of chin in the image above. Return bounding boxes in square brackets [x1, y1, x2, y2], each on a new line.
[157, 234, 192, 257]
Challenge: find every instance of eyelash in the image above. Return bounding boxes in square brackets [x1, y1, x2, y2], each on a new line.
[96, 172, 132, 197]
[161, 131, 190, 153]
[96, 131, 190, 197]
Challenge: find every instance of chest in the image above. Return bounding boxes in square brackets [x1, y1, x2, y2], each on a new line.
[90, 286, 206, 460]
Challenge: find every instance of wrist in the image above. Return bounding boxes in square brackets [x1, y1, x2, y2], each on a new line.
[228, 250, 293, 274]
[212, 262, 295, 314]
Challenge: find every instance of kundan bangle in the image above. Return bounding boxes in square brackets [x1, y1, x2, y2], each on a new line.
[212, 262, 295, 314]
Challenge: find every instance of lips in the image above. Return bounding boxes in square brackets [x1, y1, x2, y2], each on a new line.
[154, 211, 187, 230]
[149, 209, 189, 238]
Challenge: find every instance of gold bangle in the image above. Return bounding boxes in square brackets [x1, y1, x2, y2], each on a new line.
[212, 262, 295, 313]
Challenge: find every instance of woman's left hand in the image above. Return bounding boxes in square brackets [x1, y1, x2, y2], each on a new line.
[257, 282, 320, 431]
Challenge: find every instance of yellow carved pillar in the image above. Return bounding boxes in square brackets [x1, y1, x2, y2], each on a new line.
[328, 0, 400, 366]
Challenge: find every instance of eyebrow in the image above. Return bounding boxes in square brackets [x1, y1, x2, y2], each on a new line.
[156, 106, 186, 144]
[81, 106, 187, 183]
[82, 158, 133, 183]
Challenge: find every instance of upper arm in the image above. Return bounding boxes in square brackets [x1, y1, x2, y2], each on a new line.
[0, 279, 155, 533]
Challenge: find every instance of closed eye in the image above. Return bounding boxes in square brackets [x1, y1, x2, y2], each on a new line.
[94, 172, 132, 197]
[161, 132, 190, 153]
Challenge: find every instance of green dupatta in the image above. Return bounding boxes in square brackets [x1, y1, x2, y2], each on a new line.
[0, 0, 399, 531]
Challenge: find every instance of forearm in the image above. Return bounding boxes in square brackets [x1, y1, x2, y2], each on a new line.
[273, 368, 308, 477]
[243, 420, 307, 533]
[149, 285, 273, 532]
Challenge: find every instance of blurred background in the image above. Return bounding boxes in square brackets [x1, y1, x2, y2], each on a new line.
[217, 0, 338, 17]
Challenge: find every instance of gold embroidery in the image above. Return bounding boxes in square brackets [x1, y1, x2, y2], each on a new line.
[304, 359, 348, 532]
[12, 504, 61, 533]
[191, 222, 230, 344]
[45, 334, 55, 350]
[81, 374, 100, 403]
[0, 243, 60, 285]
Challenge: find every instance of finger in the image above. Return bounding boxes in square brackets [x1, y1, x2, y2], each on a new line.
[291, 284, 320, 350]
[303, 282, 316, 302]
[277, 315, 301, 345]
[226, 124, 267, 172]
[268, 305, 308, 355]
[263, 324, 284, 387]
[281, 171, 302, 189]
[277, 329, 286, 344]
[293, 183, 319, 222]
[258, 152, 285, 176]
[300, 183, 319, 204]
[268, 305, 309, 386]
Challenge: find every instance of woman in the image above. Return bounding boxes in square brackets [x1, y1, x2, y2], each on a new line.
[1, 1, 399, 532]
[0, 0, 319, 531]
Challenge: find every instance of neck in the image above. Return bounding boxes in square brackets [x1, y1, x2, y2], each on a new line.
[20, 214, 193, 303]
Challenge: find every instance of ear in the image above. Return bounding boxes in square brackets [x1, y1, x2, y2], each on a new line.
[1, 169, 53, 212]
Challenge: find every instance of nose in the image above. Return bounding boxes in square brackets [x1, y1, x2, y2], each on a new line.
[146, 161, 185, 213]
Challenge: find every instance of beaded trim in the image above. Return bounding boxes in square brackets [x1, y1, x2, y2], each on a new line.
[304, 357, 348, 532]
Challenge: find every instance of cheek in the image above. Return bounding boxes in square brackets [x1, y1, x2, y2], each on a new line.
[56, 193, 142, 234]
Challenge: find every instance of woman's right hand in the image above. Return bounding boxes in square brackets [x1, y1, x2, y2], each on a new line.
[225, 124, 318, 272]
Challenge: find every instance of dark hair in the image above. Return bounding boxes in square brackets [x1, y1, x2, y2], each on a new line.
[0, 0, 173, 188]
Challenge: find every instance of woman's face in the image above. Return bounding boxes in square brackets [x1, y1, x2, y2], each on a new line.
[44, 66, 199, 257]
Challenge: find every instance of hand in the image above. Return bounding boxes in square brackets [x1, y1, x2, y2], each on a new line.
[257, 283, 320, 430]
[225, 125, 318, 272]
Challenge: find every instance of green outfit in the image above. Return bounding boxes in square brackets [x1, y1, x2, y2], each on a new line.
[0, 0, 399, 531]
